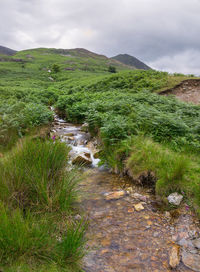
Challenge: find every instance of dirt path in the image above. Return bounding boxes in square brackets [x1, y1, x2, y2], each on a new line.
[160, 79, 200, 104]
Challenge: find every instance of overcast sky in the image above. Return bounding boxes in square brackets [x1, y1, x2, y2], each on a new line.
[1, 0, 200, 74]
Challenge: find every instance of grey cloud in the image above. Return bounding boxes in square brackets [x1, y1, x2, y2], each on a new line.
[1, 0, 200, 74]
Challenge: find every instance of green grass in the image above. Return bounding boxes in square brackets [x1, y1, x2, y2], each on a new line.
[0, 138, 86, 271]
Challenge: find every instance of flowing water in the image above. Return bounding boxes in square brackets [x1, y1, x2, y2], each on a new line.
[52, 115, 200, 272]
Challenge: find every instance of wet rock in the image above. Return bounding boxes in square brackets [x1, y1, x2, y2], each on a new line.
[105, 190, 126, 200]
[64, 132, 74, 136]
[68, 136, 75, 141]
[193, 238, 200, 249]
[177, 238, 194, 248]
[132, 193, 148, 202]
[72, 154, 92, 166]
[169, 244, 180, 269]
[182, 250, 200, 271]
[134, 203, 144, 211]
[167, 192, 183, 206]
[84, 152, 91, 159]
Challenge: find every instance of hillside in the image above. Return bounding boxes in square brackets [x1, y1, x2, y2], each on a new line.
[14, 47, 133, 73]
[111, 53, 151, 70]
[0, 45, 17, 56]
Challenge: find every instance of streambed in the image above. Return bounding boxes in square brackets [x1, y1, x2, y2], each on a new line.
[51, 114, 200, 272]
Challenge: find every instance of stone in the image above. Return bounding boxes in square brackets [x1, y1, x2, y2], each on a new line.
[64, 132, 74, 136]
[0, 153, 3, 158]
[132, 193, 148, 202]
[169, 245, 180, 269]
[193, 238, 200, 249]
[177, 238, 194, 248]
[72, 154, 92, 166]
[134, 203, 144, 211]
[93, 151, 100, 159]
[48, 76, 54, 81]
[84, 152, 91, 159]
[182, 250, 200, 271]
[105, 190, 126, 200]
[167, 192, 183, 206]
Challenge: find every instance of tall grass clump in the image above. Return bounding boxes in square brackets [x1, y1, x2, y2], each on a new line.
[0, 138, 86, 270]
[0, 202, 52, 265]
[0, 138, 79, 211]
[126, 136, 190, 195]
[0, 202, 87, 268]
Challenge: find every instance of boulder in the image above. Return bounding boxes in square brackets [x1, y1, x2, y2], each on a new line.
[72, 154, 92, 166]
[167, 192, 183, 206]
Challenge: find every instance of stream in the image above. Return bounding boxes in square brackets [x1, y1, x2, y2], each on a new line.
[51, 114, 200, 272]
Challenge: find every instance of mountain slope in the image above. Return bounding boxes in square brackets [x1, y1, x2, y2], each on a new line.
[0, 45, 17, 56]
[111, 54, 151, 70]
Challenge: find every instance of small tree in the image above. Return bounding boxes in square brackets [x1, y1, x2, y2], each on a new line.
[108, 66, 116, 73]
[52, 64, 60, 73]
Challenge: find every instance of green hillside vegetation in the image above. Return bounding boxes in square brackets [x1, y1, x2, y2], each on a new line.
[1, 46, 200, 270]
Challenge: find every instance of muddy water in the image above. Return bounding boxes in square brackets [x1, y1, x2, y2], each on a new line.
[52, 116, 200, 272]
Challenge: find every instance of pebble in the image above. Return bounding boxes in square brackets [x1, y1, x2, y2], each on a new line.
[134, 203, 145, 211]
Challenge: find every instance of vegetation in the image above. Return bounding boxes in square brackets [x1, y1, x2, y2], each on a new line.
[1, 46, 200, 270]
[0, 138, 86, 271]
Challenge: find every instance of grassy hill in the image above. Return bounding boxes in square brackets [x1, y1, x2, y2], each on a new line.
[111, 53, 151, 70]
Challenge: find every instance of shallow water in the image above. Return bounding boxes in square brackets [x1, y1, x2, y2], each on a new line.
[52, 115, 200, 272]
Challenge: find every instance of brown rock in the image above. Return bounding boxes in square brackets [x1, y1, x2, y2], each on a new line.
[64, 133, 74, 136]
[182, 251, 200, 271]
[134, 203, 144, 211]
[68, 136, 75, 141]
[105, 190, 126, 200]
[84, 152, 91, 159]
[72, 155, 92, 166]
[0, 153, 3, 158]
[169, 244, 180, 269]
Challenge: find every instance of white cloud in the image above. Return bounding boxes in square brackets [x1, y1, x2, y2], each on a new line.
[1, 0, 200, 73]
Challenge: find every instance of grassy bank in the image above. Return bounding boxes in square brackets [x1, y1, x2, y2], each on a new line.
[0, 138, 86, 271]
